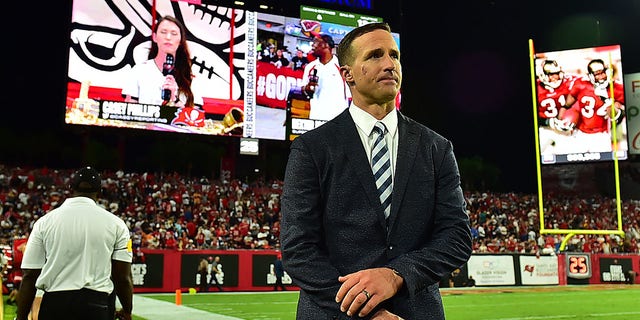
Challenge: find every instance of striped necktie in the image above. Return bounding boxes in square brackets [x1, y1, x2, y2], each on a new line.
[371, 122, 392, 219]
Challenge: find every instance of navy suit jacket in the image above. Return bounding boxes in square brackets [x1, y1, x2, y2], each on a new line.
[281, 109, 472, 319]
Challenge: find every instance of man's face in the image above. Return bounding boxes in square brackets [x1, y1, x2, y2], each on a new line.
[311, 38, 328, 56]
[547, 72, 561, 82]
[590, 64, 607, 83]
[347, 29, 402, 105]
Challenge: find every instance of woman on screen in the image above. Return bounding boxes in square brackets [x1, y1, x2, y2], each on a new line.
[122, 15, 201, 108]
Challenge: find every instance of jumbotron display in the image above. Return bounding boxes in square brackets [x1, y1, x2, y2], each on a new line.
[64, 1, 399, 141]
[66, 1, 248, 136]
[532, 44, 628, 165]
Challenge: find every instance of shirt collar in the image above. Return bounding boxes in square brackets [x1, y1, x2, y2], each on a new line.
[349, 105, 398, 138]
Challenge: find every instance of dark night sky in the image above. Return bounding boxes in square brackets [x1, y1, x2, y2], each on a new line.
[3, 0, 639, 193]
[396, 0, 640, 192]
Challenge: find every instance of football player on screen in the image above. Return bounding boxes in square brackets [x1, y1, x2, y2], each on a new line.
[564, 58, 626, 153]
[535, 59, 577, 155]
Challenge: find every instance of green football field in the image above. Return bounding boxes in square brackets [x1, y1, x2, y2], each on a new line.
[4, 285, 640, 319]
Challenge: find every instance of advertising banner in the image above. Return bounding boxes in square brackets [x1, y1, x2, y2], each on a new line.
[467, 255, 516, 286]
[624, 72, 640, 155]
[519, 255, 559, 285]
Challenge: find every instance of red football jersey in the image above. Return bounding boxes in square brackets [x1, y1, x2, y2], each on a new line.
[569, 77, 625, 134]
[536, 76, 574, 120]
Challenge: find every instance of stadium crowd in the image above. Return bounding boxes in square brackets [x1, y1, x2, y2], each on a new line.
[1, 164, 639, 264]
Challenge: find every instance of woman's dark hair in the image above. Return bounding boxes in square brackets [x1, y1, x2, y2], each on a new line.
[149, 15, 195, 107]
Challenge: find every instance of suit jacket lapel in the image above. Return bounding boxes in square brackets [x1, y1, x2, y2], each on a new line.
[387, 113, 419, 231]
[334, 111, 388, 226]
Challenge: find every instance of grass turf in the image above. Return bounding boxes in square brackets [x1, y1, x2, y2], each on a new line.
[3, 285, 640, 319]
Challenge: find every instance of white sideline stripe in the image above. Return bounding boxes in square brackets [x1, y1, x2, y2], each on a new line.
[132, 295, 243, 320]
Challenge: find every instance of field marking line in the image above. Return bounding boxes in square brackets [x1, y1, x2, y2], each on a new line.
[132, 294, 244, 320]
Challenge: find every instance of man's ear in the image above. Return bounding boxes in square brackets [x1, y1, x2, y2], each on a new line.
[341, 66, 354, 84]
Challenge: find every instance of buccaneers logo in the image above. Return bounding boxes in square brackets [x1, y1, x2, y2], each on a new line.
[172, 107, 206, 127]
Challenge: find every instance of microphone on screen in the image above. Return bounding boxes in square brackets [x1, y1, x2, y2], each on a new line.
[302, 69, 318, 99]
[161, 53, 175, 102]
[309, 69, 318, 89]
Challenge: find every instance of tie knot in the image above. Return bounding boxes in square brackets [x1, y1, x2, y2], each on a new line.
[372, 122, 387, 136]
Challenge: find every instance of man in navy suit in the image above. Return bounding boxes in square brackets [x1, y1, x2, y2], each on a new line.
[281, 22, 472, 319]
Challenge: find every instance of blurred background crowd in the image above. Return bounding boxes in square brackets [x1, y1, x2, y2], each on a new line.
[1, 164, 638, 266]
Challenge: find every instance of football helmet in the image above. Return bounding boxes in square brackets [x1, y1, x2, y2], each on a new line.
[587, 59, 611, 87]
[539, 60, 563, 89]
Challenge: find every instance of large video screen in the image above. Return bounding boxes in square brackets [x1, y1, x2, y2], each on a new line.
[65, 1, 400, 141]
[284, 5, 400, 140]
[533, 44, 628, 164]
[248, 5, 401, 141]
[66, 0, 250, 136]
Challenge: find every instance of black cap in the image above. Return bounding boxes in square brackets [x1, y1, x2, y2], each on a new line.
[71, 166, 101, 193]
[319, 34, 335, 48]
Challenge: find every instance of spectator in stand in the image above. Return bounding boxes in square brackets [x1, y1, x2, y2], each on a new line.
[477, 240, 488, 253]
[164, 231, 178, 250]
[243, 234, 255, 249]
[238, 218, 250, 238]
[256, 225, 270, 248]
[256, 40, 267, 60]
[477, 224, 486, 239]
[0, 251, 7, 282]
[260, 44, 276, 63]
[229, 226, 242, 248]
[184, 239, 196, 250]
[202, 226, 214, 248]
[505, 239, 517, 253]
[270, 48, 290, 69]
[290, 49, 309, 71]
[1, 164, 639, 257]
[195, 227, 206, 248]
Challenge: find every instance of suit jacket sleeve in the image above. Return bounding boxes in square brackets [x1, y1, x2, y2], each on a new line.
[281, 133, 346, 315]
